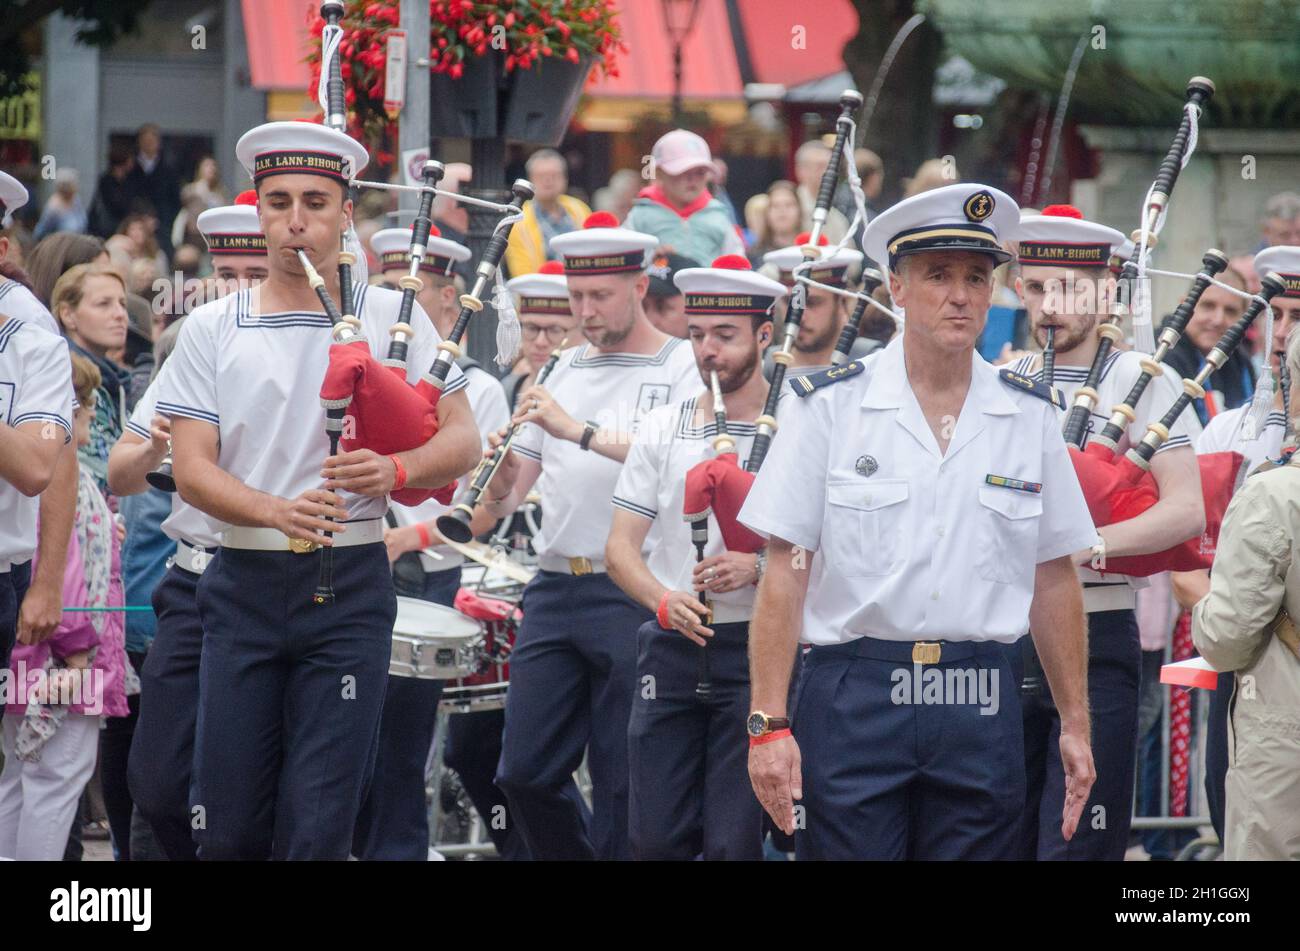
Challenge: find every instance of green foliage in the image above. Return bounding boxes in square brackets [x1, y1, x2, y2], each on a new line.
[0, 0, 156, 97]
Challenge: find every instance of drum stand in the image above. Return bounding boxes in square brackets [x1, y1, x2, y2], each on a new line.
[425, 706, 498, 859]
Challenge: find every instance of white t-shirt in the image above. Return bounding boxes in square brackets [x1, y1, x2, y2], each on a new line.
[613, 391, 781, 618]
[389, 362, 510, 571]
[739, 336, 1097, 645]
[0, 318, 73, 567]
[156, 284, 467, 533]
[512, 336, 699, 562]
[126, 364, 221, 548]
[0, 278, 61, 336]
[1197, 403, 1286, 473]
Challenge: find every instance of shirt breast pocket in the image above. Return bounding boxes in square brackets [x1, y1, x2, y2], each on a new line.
[825, 479, 908, 577]
[976, 485, 1043, 584]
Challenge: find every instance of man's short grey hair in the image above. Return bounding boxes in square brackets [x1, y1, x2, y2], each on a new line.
[1264, 191, 1300, 223]
[526, 148, 567, 176]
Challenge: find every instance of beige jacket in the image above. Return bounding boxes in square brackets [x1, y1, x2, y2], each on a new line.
[1192, 456, 1300, 860]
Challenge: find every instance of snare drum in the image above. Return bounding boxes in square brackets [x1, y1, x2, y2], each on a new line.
[440, 589, 521, 713]
[389, 597, 485, 680]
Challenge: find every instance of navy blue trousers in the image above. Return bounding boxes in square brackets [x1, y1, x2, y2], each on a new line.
[1020, 609, 1140, 861]
[191, 543, 396, 860]
[351, 565, 459, 861]
[1204, 670, 1233, 844]
[628, 619, 762, 861]
[0, 560, 32, 671]
[795, 637, 1024, 860]
[128, 563, 204, 861]
[496, 571, 648, 860]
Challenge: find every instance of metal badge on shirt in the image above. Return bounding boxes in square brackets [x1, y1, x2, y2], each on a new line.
[855, 454, 878, 477]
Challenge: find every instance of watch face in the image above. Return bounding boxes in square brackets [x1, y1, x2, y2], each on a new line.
[746, 712, 766, 737]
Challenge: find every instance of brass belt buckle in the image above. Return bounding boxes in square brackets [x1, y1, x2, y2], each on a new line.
[288, 537, 321, 555]
[912, 641, 942, 665]
[569, 556, 592, 576]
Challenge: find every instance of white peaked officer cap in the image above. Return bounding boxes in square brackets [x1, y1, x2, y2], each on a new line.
[863, 182, 1018, 271]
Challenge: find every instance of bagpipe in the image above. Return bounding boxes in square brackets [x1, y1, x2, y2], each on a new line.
[829, 266, 886, 366]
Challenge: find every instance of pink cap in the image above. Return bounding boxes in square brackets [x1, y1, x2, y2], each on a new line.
[652, 129, 714, 176]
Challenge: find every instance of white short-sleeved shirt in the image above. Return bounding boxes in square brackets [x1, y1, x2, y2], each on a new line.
[127, 364, 222, 548]
[156, 284, 467, 533]
[613, 391, 781, 618]
[1196, 403, 1286, 473]
[0, 318, 73, 567]
[739, 335, 1097, 645]
[512, 336, 699, 561]
[0, 278, 61, 336]
[389, 362, 510, 571]
[1010, 348, 1202, 587]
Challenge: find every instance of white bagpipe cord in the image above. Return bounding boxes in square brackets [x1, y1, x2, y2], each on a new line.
[1132, 101, 1202, 354]
[492, 276, 521, 368]
[345, 221, 368, 289]
[317, 21, 344, 117]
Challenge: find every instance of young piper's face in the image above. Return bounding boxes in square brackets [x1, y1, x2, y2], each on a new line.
[793, 287, 842, 355]
[1016, 263, 1111, 355]
[890, 250, 993, 353]
[212, 254, 269, 296]
[567, 271, 647, 348]
[688, 315, 769, 394]
[521, 313, 576, 368]
[257, 174, 351, 276]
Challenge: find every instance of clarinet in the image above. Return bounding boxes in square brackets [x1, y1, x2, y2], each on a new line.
[435, 339, 567, 544]
[1128, 273, 1286, 469]
[749, 90, 862, 470]
[1089, 249, 1229, 453]
[146, 441, 176, 492]
[1061, 77, 1215, 448]
[692, 369, 734, 702]
[830, 267, 885, 365]
[423, 179, 534, 390]
[384, 160, 446, 371]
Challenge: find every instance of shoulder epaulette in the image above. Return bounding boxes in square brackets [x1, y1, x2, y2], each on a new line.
[999, 368, 1066, 410]
[789, 359, 866, 398]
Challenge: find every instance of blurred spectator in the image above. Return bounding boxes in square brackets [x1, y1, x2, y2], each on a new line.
[833, 147, 884, 228]
[89, 145, 135, 239]
[643, 251, 697, 338]
[1227, 250, 1262, 296]
[432, 162, 473, 247]
[171, 158, 226, 252]
[748, 180, 804, 263]
[123, 294, 157, 410]
[903, 157, 958, 199]
[793, 140, 848, 242]
[710, 158, 739, 226]
[0, 355, 129, 861]
[1259, 191, 1300, 250]
[51, 263, 130, 494]
[123, 125, 180, 258]
[1164, 266, 1255, 422]
[33, 168, 88, 241]
[1, 220, 34, 269]
[593, 169, 640, 222]
[741, 192, 768, 249]
[625, 130, 745, 263]
[505, 149, 592, 278]
[27, 233, 107, 307]
[106, 213, 167, 285]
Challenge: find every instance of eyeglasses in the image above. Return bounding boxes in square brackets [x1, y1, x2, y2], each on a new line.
[521, 324, 569, 342]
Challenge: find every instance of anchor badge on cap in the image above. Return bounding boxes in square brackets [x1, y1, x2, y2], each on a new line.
[855, 454, 878, 477]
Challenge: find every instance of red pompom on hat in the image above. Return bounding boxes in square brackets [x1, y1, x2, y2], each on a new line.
[795, 232, 830, 246]
[538, 260, 565, 275]
[583, 211, 620, 229]
[428, 223, 441, 237]
[234, 189, 258, 206]
[1041, 204, 1083, 219]
[711, 254, 752, 270]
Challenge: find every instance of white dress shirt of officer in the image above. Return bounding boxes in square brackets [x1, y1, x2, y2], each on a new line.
[739, 183, 1099, 860]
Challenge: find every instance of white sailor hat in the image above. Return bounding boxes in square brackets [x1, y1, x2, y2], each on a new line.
[371, 224, 471, 277]
[1109, 236, 1135, 274]
[762, 232, 863, 288]
[674, 254, 788, 319]
[0, 170, 28, 227]
[196, 190, 266, 256]
[1255, 246, 1300, 299]
[549, 211, 658, 276]
[506, 261, 572, 316]
[863, 182, 1018, 271]
[1017, 205, 1125, 269]
[235, 120, 369, 187]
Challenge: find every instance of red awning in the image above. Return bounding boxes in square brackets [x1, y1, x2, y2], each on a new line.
[736, 0, 857, 89]
[586, 0, 743, 100]
[243, 0, 316, 91]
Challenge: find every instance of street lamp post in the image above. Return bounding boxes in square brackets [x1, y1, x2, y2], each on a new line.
[662, 0, 702, 126]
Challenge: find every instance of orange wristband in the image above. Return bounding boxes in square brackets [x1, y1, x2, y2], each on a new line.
[415, 522, 431, 549]
[749, 728, 791, 748]
[389, 455, 408, 491]
[656, 592, 672, 629]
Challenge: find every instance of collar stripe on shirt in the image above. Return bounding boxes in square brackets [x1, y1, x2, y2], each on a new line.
[570, 337, 684, 368]
[0, 318, 23, 352]
[156, 400, 219, 426]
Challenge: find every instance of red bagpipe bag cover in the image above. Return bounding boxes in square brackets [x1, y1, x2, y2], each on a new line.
[1070, 441, 1246, 576]
[682, 452, 766, 554]
[319, 339, 456, 506]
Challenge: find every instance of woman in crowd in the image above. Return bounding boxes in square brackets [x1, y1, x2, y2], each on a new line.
[106, 213, 167, 285]
[747, 180, 804, 264]
[33, 168, 88, 241]
[26, 233, 108, 308]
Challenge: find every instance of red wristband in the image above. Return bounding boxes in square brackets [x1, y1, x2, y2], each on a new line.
[415, 522, 431, 549]
[656, 592, 672, 629]
[389, 455, 408, 491]
[749, 728, 792, 748]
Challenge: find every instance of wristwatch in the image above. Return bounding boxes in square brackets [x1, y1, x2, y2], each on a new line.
[746, 711, 790, 738]
[579, 420, 599, 451]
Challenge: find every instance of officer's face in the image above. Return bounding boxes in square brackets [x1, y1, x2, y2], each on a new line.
[1185, 281, 1246, 355]
[1016, 263, 1111, 354]
[688, 315, 768, 393]
[567, 271, 648, 348]
[794, 288, 843, 355]
[890, 251, 993, 352]
[257, 175, 352, 277]
[212, 255, 269, 298]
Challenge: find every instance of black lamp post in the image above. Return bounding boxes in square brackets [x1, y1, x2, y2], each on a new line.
[662, 0, 702, 126]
